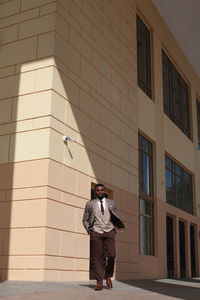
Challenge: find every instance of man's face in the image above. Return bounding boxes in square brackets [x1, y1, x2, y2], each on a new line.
[95, 186, 105, 199]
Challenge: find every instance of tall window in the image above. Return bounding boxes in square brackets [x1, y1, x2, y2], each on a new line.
[162, 51, 191, 138]
[139, 134, 154, 255]
[196, 100, 200, 149]
[165, 156, 193, 214]
[137, 15, 152, 98]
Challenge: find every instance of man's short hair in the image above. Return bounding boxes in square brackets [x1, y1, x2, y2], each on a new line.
[95, 183, 105, 190]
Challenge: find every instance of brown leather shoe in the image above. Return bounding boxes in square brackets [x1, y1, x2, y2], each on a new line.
[94, 281, 103, 291]
[105, 277, 112, 288]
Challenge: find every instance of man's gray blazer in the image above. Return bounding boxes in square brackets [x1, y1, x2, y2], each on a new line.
[82, 198, 125, 233]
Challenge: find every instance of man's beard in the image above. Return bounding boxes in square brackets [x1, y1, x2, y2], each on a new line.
[96, 194, 104, 200]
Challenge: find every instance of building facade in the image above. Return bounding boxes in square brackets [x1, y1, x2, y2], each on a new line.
[0, 0, 200, 281]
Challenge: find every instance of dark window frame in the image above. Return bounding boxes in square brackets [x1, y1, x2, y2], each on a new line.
[166, 214, 175, 278]
[162, 51, 191, 138]
[179, 219, 186, 278]
[165, 155, 193, 214]
[137, 15, 152, 98]
[196, 99, 200, 149]
[190, 223, 197, 277]
[139, 134, 154, 255]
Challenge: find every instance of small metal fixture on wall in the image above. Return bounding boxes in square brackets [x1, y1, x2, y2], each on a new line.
[62, 136, 75, 142]
[62, 136, 74, 160]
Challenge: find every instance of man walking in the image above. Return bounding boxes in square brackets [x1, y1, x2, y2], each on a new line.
[82, 183, 125, 291]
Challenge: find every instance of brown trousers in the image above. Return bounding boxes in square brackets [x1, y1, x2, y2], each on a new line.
[90, 229, 116, 281]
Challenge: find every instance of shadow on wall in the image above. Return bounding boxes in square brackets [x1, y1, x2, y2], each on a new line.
[53, 51, 138, 280]
[0, 55, 138, 280]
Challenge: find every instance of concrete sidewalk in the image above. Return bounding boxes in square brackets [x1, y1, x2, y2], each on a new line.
[0, 278, 200, 299]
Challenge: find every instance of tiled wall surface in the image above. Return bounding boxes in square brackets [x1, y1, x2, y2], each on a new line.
[0, 0, 56, 280]
[47, 0, 139, 281]
[0, 0, 139, 281]
[0, 0, 200, 280]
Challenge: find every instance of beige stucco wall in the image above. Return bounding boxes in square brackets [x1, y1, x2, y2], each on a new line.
[46, 0, 139, 281]
[0, 0, 200, 281]
[0, 0, 56, 280]
[136, 0, 200, 278]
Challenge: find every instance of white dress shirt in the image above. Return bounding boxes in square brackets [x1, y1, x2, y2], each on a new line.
[97, 197, 106, 210]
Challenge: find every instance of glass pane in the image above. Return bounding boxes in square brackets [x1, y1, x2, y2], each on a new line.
[140, 198, 153, 216]
[140, 215, 146, 254]
[165, 156, 193, 214]
[137, 15, 151, 97]
[146, 217, 152, 254]
[166, 216, 175, 278]
[139, 135, 152, 154]
[175, 165, 181, 176]
[197, 101, 200, 149]
[190, 225, 196, 277]
[140, 215, 153, 255]
[179, 220, 186, 277]
[172, 70, 180, 122]
[139, 136, 153, 196]
[163, 63, 170, 113]
[139, 152, 150, 195]
[165, 157, 172, 170]
[183, 174, 193, 213]
[166, 169, 174, 205]
[139, 36, 147, 78]
[183, 171, 191, 183]
[175, 175, 182, 209]
[182, 88, 189, 126]
[162, 51, 191, 139]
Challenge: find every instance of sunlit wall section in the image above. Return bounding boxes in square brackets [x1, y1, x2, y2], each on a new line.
[0, 0, 56, 280]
